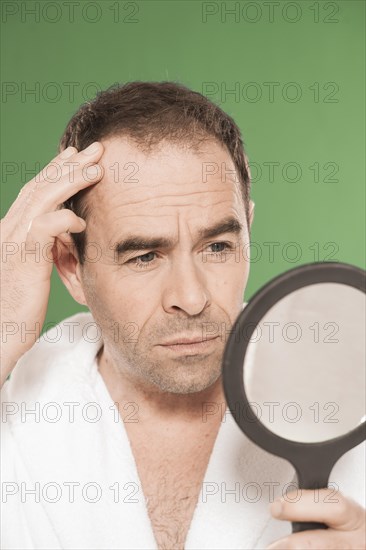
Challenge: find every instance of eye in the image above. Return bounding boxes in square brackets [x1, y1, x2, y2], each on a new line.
[208, 242, 229, 253]
[126, 242, 234, 271]
[207, 241, 234, 254]
[202, 241, 234, 262]
[129, 252, 157, 269]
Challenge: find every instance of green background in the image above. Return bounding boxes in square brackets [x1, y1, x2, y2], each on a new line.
[1, 0, 365, 329]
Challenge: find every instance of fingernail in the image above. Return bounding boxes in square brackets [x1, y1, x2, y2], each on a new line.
[78, 217, 86, 226]
[271, 500, 283, 517]
[60, 147, 75, 159]
[83, 142, 100, 155]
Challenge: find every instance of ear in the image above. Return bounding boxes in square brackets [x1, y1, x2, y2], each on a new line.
[52, 235, 88, 306]
[249, 199, 255, 228]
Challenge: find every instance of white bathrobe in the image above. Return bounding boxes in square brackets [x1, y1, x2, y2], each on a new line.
[1, 312, 365, 550]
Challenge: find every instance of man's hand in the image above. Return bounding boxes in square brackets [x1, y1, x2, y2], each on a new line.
[0, 142, 104, 387]
[266, 488, 365, 549]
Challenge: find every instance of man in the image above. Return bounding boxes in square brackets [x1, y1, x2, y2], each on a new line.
[1, 82, 365, 549]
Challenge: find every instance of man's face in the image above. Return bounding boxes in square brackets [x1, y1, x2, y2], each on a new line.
[76, 136, 252, 394]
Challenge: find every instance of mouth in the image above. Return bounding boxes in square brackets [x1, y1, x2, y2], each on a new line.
[158, 336, 219, 354]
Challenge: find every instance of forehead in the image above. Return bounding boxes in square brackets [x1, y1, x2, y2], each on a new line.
[87, 136, 244, 233]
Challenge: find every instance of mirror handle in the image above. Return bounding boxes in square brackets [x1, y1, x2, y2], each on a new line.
[292, 521, 327, 533]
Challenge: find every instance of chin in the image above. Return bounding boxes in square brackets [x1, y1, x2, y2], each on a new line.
[149, 368, 221, 395]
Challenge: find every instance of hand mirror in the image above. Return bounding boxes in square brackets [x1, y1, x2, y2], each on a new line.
[222, 261, 366, 533]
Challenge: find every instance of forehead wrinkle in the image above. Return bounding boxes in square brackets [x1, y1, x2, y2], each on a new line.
[96, 161, 238, 192]
[94, 183, 236, 209]
[97, 194, 241, 233]
[98, 183, 230, 201]
[105, 201, 239, 232]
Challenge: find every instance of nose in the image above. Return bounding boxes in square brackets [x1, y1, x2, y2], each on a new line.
[162, 255, 211, 316]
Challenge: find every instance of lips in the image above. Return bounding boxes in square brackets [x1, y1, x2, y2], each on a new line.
[158, 335, 219, 355]
[161, 335, 218, 345]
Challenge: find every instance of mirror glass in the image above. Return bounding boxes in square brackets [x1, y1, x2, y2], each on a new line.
[243, 283, 366, 443]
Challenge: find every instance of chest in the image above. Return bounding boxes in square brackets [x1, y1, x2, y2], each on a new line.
[127, 426, 219, 549]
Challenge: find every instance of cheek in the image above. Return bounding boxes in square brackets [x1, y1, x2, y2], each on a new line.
[208, 253, 249, 286]
[209, 259, 250, 309]
[83, 268, 157, 329]
[213, 271, 248, 303]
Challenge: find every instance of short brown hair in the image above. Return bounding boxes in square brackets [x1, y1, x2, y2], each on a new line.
[59, 81, 251, 263]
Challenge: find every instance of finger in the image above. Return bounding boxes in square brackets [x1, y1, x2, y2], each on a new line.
[13, 146, 78, 203]
[24, 209, 86, 264]
[32, 146, 79, 185]
[27, 209, 86, 238]
[34, 160, 104, 208]
[11, 142, 103, 215]
[4, 211, 85, 271]
[4, 145, 93, 223]
[5, 148, 77, 218]
[270, 489, 365, 530]
[266, 529, 358, 550]
[36, 142, 103, 187]
[20, 148, 104, 219]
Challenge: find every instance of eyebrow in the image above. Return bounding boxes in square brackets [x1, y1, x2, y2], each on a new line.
[113, 216, 244, 258]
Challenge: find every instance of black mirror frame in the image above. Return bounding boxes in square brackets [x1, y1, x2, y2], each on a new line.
[222, 261, 366, 530]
